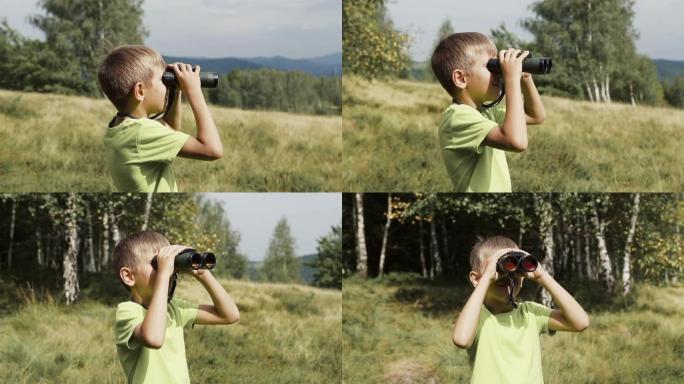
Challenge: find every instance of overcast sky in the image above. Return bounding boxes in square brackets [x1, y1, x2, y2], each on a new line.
[385, 0, 683, 61]
[202, 193, 340, 262]
[0, 0, 341, 58]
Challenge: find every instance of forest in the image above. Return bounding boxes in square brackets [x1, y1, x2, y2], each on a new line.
[0, 0, 340, 115]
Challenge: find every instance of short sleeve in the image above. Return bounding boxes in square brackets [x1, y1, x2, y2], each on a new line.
[115, 302, 144, 350]
[524, 301, 554, 335]
[441, 105, 499, 155]
[171, 298, 199, 329]
[487, 104, 507, 125]
[136, 119, 190, 163]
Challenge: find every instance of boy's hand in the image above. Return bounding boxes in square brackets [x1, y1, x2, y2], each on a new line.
[499, 48, 529, 83]
[169, 62, 202, 96]
[155, 244, 189, 278]
[520, 261, 550, 283]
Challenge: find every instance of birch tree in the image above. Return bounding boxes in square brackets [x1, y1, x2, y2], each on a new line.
[622, 193, 640, 296]
[355, 193, 368, 277]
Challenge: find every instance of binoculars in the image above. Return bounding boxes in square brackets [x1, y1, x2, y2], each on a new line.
[496, 251, 538, 274]
[151, 248, 217, 271]
[162, 67, 219, 88]
[487, 54, 553, 75]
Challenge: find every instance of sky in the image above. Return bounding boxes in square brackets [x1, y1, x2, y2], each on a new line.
[202, 193, 340, 262]
[0, 0, 341, 58]
[384, 0, 684, 61]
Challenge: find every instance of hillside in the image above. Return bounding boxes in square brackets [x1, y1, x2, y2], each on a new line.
[164, 52, 342, 77]
[654, 59, 684, 81]
[0, 278, 341, 383]
[0, 89, 341, 192]
[342, 76, 684, 191]
[343, 275, 684, 383]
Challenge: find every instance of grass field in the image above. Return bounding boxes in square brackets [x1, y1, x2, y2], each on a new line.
[342, 274, 684, 383]
[0, 277, 341, 383]
[342, 75, 684, 191]
[0, 89, 341, 192]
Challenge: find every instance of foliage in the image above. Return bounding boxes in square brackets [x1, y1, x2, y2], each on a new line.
[207, 69, 341, 115]
[663, 76, 684, 108]
[196, 197, 248, 278]
[343, 0, 411, 79]
[308, 225, 342, 289]
[261, 218, 301, 283]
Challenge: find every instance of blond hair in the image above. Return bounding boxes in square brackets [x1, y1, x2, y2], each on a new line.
[469, 235, 518, 273]
[112, 230, 169, 286]
[98, 45, 165, 111]
[431, 32, 497, 98]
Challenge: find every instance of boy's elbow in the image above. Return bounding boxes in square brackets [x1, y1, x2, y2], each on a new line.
[224, 312, 240, 324]
[509, 139, 528, 152]
[575, 316, 590, 332]
[141, 336, 164, 349]
[452, 335, 472, 349]
[209, 146, 223, 160]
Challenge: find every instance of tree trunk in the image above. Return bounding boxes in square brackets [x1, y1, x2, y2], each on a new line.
[7, 198, 16, 270]
[36, 229, 44, 268]
[142, 192, 153, 231]
[419, 221, 427, 277]
[63, 194, 81, 305]
[378, 194, 392, 277]
[605, 74, 611, 103]
[354, 193, 368, 278]
[585, 82, 594, 103]
[593, 77, 601, 102]
[430, 217, 441, 279]
[86, 204, 96, 273]
[591, 202, 614, 295]
[629, 83, 636, 107]
[441, 218, 449, 275]
[101, 210, 109, 272]
[622, 194, 640, 296]
[535, 195, 554, 307]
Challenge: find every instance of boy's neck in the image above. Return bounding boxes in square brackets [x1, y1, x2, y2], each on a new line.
[453, 92, 480, 110]
[484, 300, 514, 314]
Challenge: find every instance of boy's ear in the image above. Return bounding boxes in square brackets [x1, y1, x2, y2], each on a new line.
[120, 267, 135, 288]
[468, 271, 480, 288]
[451, 69, 467, 90]
[132, 82, 145, 102]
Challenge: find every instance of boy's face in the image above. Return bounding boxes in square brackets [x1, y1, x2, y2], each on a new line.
[141, 65, 168, 114]
[465, 50, 501, 104]
[125, 248, 176, 303]
[475, 248, 525, 306]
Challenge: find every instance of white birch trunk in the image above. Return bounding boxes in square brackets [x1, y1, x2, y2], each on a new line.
[586, 82, 595, 103]
[63, 194, 80, 305]
[142, 192, 153, 231]
[622, 194, 640, 296]
[7, 198, 16, 270]
[591, 203, 614, 295]
[101, 210, 109, 272]
[629, 83, 636, 107]
[354, 193, 368, 277]
[430, 218, 441, 278]
[419, 221, 427, 277]
[36, 229, 44, 267]
[378, 194, 392, 277]
[86, 204, 96, 273]
[536, 195, 555, 307]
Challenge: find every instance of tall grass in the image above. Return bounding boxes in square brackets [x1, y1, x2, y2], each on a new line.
[342, 274, 684, 383]
[342, 76, 684, 191]
[0, 89, 341, 191]
[0, 278, 341, 383]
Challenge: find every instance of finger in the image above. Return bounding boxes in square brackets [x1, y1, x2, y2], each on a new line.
[520, 50, 530, 60]
[499, 49, 506, 62]
[194, 65, 200, 73]
[185, 63, 192, 72]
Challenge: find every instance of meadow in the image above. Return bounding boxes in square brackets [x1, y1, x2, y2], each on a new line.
[0, 89, 341, 192]
[0, 277, 341, 383]
[342, 274, 684, 383]
[342, 75, 684, 191]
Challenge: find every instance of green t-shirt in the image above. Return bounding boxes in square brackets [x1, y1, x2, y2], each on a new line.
[438, 103, 511, 192]
[467, 301, 553, 384]
[115, 298, 199, 384]
[104, 118, 190, 192]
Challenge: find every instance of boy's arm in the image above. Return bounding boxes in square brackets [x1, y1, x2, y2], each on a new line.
[171, 63, 223, 160]
[161, 86, 182, 130]
[484, 48, 529, 152]
[192, 270, 240, 325]
[521, 74, 546, 125]
[452, 257, 498, 349]
[131, 246, 182, 349]
[531, 268, 590, 332]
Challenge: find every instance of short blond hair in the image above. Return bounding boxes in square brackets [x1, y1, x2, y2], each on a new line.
[431, 32, 497, 97]
[469, 235, 518, 273]
[98, 45, 165, 111]
[112, 230, 169, 286]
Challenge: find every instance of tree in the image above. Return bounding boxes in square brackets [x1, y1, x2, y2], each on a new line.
[355, 193, 368, 277]
[308, 226, 342, 289]
[196, 198, 247, 278]
[663, 76, 684, 108]
[378, 194, 392, 277]
[262, 218, 300, 283]
[343, 0, 411, 79]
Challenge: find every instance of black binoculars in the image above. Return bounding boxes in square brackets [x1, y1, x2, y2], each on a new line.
[487, 54, 553, 75]
[151, 248, 217, 271]
[162, 67, 219, 88]
[496, 251, 538, 274]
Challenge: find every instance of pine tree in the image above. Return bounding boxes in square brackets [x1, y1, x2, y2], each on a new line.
[262, 218, 300, 282]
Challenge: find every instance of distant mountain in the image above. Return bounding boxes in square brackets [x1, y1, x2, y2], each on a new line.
[654, 59, 684, 81]
[163, 52, 341, 77]
[247, 254, 318, 285]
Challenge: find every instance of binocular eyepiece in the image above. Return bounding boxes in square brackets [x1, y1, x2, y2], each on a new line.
[162, 66, 219, 88]
[496, 251, 538, 274]
[151, 248, 217, 271]
[487, 54, 553, 75]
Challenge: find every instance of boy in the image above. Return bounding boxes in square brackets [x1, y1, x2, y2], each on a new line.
[452, 236, 589, 383]
[113, 230, 239, 384]
[431, 33, 546, 192]
[98, 45, 223, 192]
